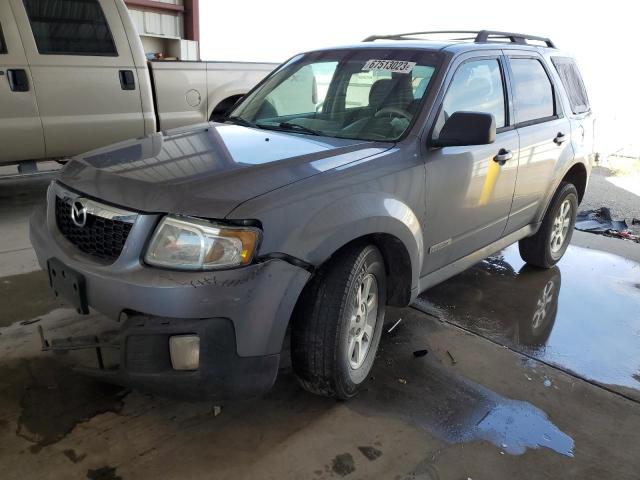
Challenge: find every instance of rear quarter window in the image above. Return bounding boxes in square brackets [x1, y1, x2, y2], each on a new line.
[551, 57, 590, 115]
[510, 58, 555, 124]
[22, 0, 117, 56]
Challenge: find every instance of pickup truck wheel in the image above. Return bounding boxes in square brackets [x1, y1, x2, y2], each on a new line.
[291, 244, 386, 399]
[519, 182, 578, 268]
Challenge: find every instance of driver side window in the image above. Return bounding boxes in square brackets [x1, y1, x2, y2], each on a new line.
[434, 59, 506, 138]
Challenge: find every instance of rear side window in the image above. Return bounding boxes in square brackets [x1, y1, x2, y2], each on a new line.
[510, 58, 555, 124]
[22, 0, 117, 56]
[551, 57, 590, 114]
[0, 24, 6, 54]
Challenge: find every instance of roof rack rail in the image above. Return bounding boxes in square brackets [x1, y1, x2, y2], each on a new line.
[362, 30, 556, 48]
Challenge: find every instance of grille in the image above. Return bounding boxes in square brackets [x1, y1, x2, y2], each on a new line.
[55, 196, 133, 262]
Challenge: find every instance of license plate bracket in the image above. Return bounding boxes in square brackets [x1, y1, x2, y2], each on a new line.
[47, 258, 89, 314]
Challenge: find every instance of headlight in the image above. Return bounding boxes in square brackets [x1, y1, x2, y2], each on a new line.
[144, 215, 260, 270]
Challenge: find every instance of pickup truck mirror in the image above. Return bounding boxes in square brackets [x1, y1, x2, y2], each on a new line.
[312, 77, 318, 105]
[435, 111, 496, 147]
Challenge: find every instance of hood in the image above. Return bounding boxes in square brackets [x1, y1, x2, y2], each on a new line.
[59, 124, 390, 218]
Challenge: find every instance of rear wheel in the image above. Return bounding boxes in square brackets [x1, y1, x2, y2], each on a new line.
[519, 182, 578, 268]
[291, 244, 386, 399]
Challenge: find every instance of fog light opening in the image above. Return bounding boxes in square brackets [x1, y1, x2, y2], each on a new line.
[169, 335, 200, 371]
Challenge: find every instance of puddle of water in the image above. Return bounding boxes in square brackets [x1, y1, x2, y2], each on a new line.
[474, 401, 573, 456]
[2, 358, 127, 452]
[353, 310, 574, 458]
[417, 244, 640, 397]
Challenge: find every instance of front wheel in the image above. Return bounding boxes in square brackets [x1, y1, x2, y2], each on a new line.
[519, 182, 578, 268]
[291, 244, 386, 399]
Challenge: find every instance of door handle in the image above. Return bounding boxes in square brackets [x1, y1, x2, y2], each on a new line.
[553, 132, 568, 145]
[119, 70, 135, 90]
[7, 69, 29, 92]
[493, 148, 513, 166]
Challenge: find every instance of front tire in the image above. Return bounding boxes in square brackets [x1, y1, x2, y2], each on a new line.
[291, 244, 386, 399]
[519, 182, 578, 268]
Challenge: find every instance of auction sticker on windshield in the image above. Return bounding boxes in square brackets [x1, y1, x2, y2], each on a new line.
[363, 59, 416, 73]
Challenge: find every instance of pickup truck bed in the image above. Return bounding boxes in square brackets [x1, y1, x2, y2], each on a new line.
[150, 60, 276, 131]
[0, 0, 276, 166]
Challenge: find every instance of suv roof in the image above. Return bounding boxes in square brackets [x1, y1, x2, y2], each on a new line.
[313, 30, 566, 57]
[363, 30, 556, 48]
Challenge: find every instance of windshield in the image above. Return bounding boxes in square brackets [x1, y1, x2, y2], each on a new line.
[229, 49, 440, 142]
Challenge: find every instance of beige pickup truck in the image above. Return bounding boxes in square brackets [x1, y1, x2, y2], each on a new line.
[0, 0, 276, 166]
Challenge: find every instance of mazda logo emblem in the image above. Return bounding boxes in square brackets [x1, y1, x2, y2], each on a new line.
[70, 199, 88, 227]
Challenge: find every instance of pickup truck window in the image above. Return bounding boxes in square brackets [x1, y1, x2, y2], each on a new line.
[262, 62, 338, 117]
[551, 57, 590, 115]
[345, 70, 392, 109]
[230, 49, 440, 142]
[0, 25, 7, 53]
[0, 24, 6, 54]
[23, 0, 117, 56]
[510, 58, 555, 124]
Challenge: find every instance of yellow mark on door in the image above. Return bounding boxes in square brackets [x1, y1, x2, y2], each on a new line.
[479, 160, 501, 206]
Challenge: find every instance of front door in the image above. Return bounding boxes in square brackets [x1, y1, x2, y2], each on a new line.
[0, 2, 45, 164]
[422, 55, 519, 274]
[11, 0, 145, 158]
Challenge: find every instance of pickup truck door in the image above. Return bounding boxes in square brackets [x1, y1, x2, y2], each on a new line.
[11, 0, 145, 158]
[502, 54, 573, 234]
[0, 3, 45, 164]
[422, 54, 519, 274]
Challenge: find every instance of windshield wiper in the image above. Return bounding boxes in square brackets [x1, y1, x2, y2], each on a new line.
[259, 121, 321, 136]
[279, 122, 321, 136]
[222, 116, 257, 128]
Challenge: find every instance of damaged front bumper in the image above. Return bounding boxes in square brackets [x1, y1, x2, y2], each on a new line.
[29, 201, 311, 400]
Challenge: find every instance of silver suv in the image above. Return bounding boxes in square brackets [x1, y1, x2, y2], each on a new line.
[30, 30, 594, 400]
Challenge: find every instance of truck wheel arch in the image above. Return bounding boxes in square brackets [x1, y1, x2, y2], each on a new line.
[536, 161, 589, 223]
[287, 196, 424, 307]
[209, 94, 245, 122]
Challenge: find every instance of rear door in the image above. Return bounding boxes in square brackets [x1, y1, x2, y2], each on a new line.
[422, 54, 519, 273]
[11, 0, 145, 158]
[0, 2, 45, 164]
[503, 53, 573, 234]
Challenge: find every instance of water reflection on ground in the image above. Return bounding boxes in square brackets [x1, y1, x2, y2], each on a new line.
[416, 244, 640, 398]
[354, 308, 575, 458]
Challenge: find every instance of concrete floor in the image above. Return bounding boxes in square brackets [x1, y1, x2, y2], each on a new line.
[1, 174, 639, 480]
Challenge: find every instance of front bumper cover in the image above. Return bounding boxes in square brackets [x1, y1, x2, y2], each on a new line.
[73, 315, 281, 401]
[30, 196, 311, 399]
[30, 201, 311, 357]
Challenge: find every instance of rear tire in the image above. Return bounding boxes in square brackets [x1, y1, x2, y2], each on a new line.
[291, 244, 386, 399]
[519, 182, 578, 268]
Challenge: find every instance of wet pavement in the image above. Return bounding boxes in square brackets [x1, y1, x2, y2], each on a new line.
[1, 175, 640, 479]
[416, 243, 640, 401]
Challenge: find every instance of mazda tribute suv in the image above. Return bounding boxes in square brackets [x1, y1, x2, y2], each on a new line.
[30, 30, 594, 400]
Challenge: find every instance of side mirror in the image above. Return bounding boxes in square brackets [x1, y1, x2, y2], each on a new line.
[435, 111, 496, 147]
